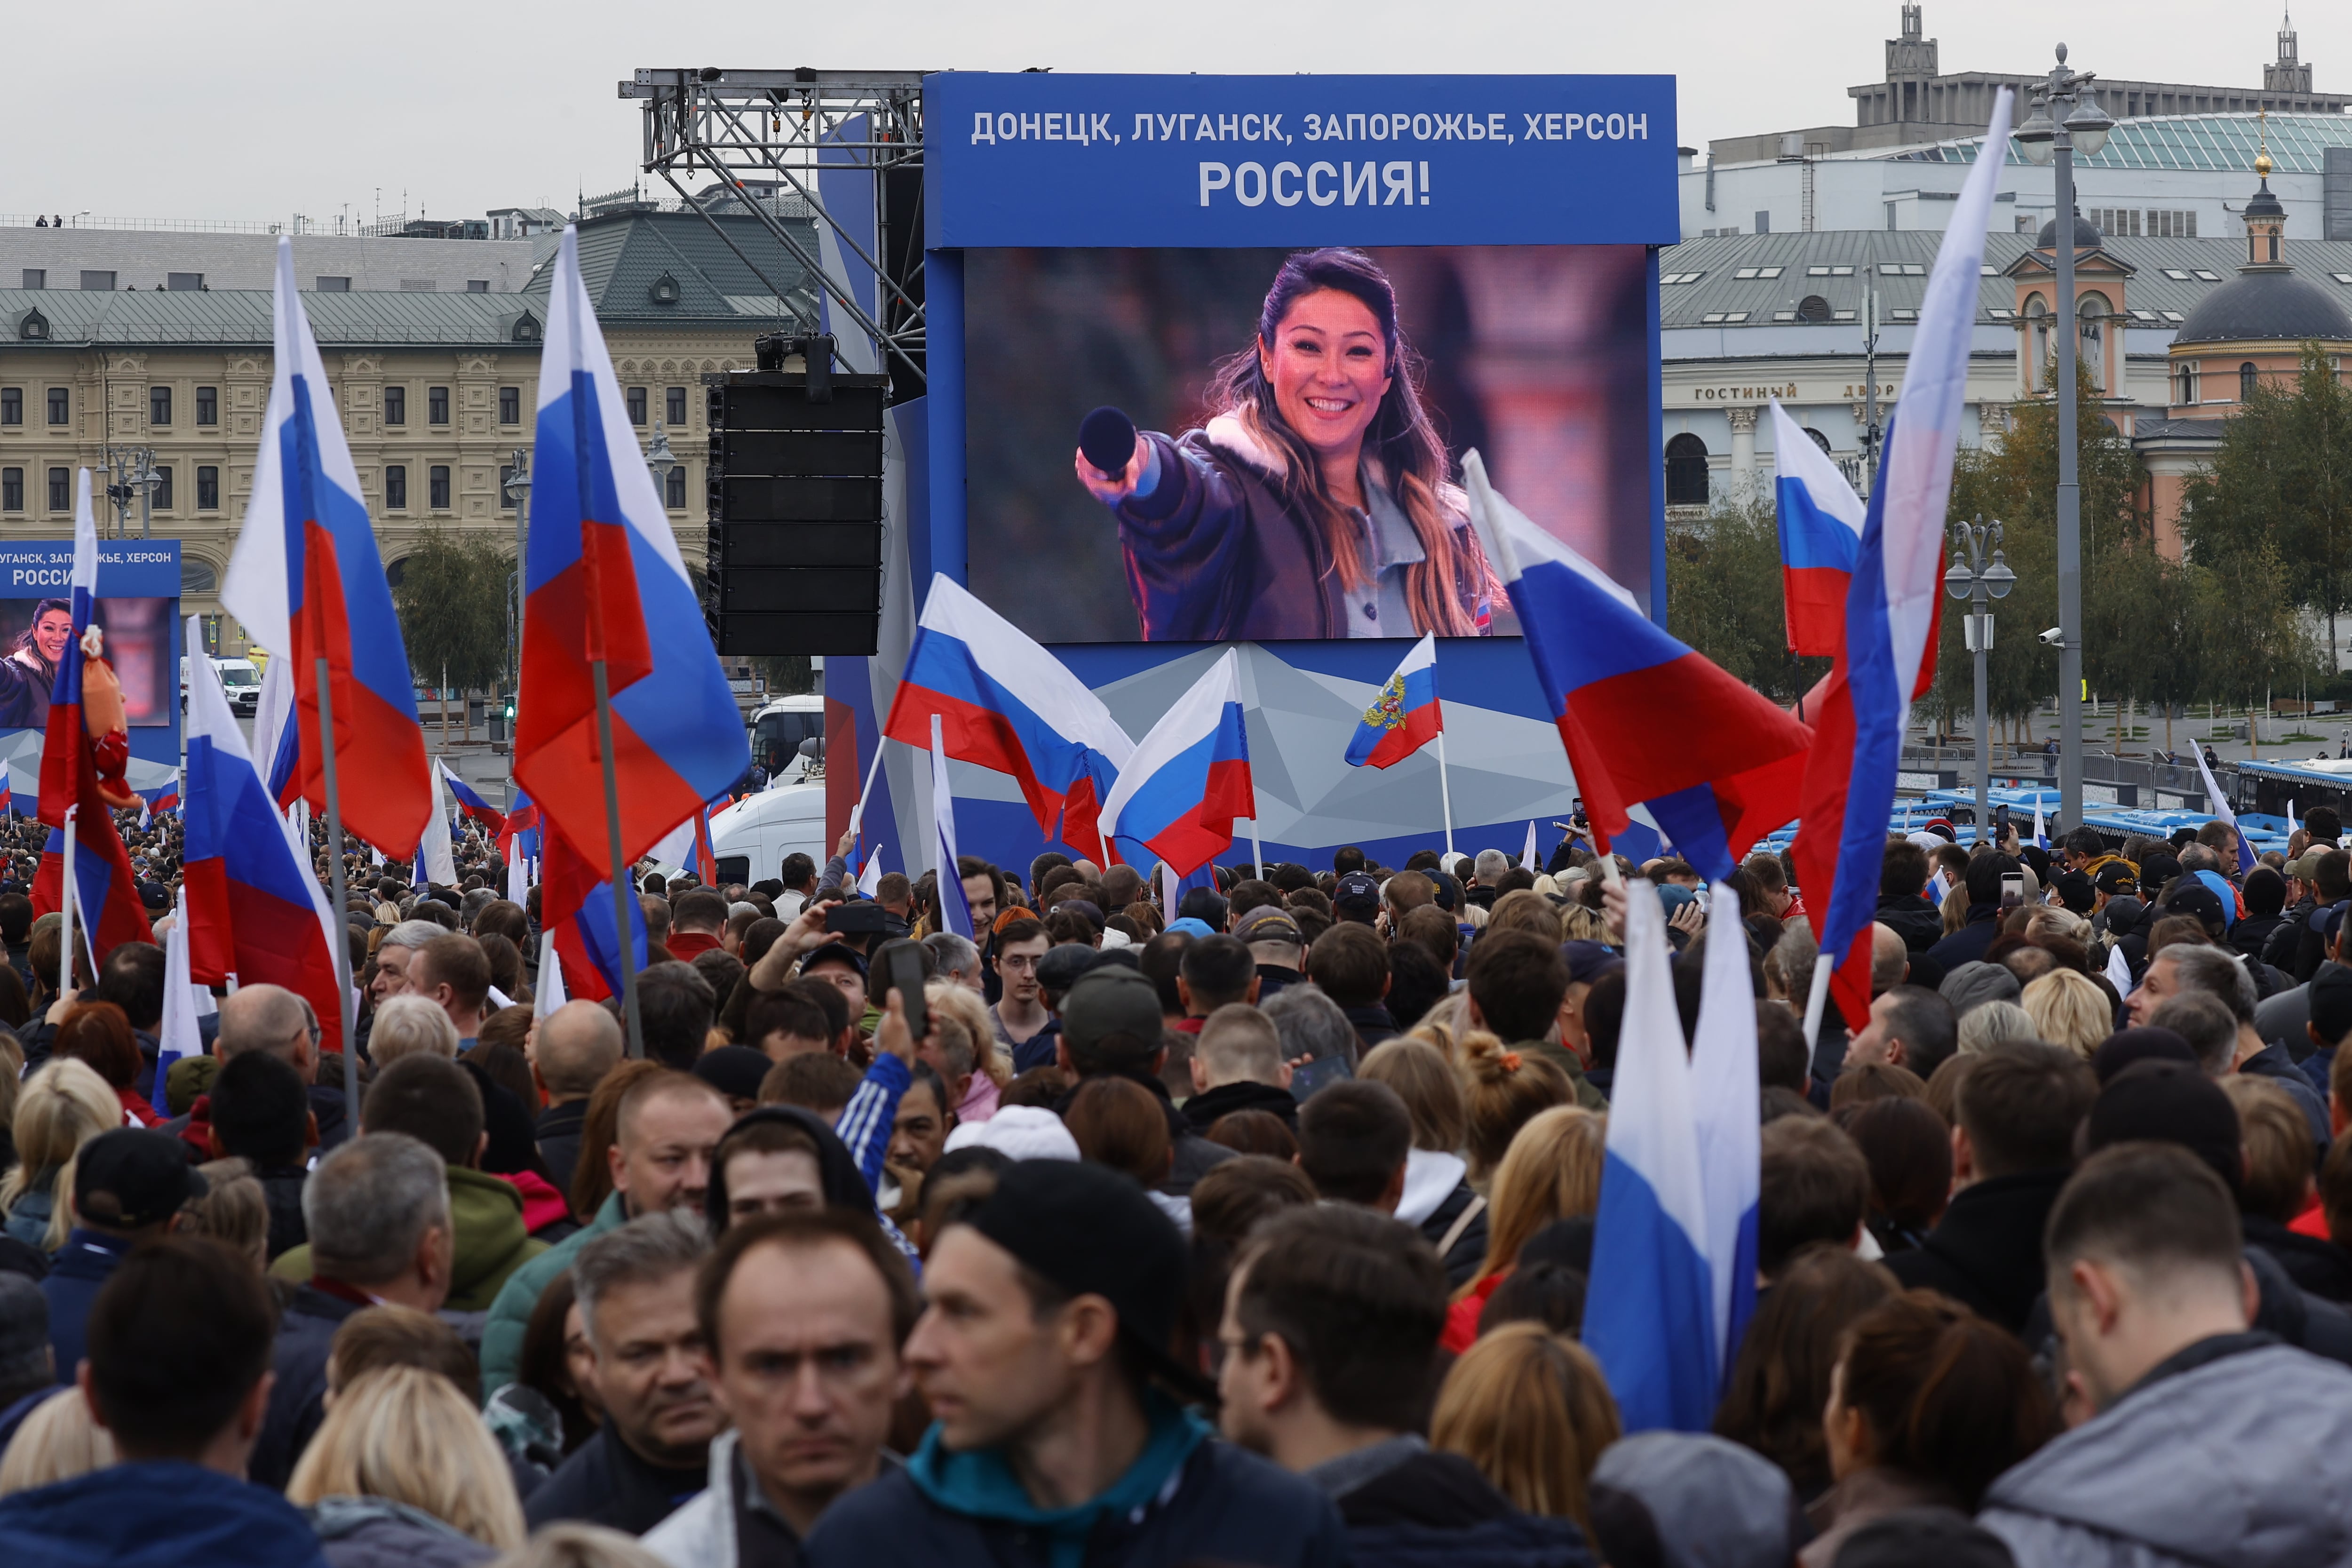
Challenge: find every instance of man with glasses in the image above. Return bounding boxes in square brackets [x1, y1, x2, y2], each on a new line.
[987, 918, 1052, 1060]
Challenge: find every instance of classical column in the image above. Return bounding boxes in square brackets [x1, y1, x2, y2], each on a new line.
[1727, 406, 1758, 501]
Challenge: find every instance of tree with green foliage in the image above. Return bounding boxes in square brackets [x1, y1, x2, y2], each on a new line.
[391, 527, 513, 721]
[2180, 342, 2352, 668]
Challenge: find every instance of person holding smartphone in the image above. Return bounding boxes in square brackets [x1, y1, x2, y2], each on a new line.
[1924, 852, 2027, 972]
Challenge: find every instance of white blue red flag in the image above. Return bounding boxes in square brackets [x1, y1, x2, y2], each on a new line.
[500, 785, 542, 868]
[931, 714, 974, 939]
[1344, 633, 1441, 769]
[1101, 650, 1254, 879]
[1769, 399, 1867, 657]
[222, 239, 432, 857]
[1689, 878, 1761, 1390]
[885, 575, 1134, 864]
[1463, 453, 1810, 883]
[516, 227, 746, 876]
[153, 884, 204, 1119]
[418, 762, 459, 888]
[33, 470, 151, 963]
[1584, 880, 1717, 1431]
[136, 773, 180, 830]
[0, 758, 14, 818]
[1794, 91, 2009, 1035]
[182, 622, 344, 1055]
[2193, 747, 2257, 874]
[250, 655, 299, 804]
[541, 827, 647, 1002]
[441, 767, 507, 837]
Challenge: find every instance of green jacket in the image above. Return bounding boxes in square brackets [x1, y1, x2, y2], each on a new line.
[478, 1190, 627, 1398]
[1523, 1040, 1609, 1112]
[270, 1167, 550, 1313]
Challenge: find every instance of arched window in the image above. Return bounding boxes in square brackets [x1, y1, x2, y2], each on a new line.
[2241, 362, 2259, 400]
[2176, 363, 2198, 405]
[2025, 295, 2050, 385]
[1804, 427, 1833, 454]
[1796, 295, 1832, 323]
[181, 558, 218, 596]
[2078, 293, 2110, 391]
[1665, 433, 1710, 507]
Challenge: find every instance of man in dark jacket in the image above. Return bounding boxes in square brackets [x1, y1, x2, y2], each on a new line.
[205, 1051, 313, 1262]
[1923, 851, 2020, 973]
[0, 1238, 329, 1568]
[1875, 840, 1946, 954]
[1053, 967, 1234, 1195]
[40, 1131, 205, 1389]
[532, 1000, 624, 1201]
[527, 1213, 719, 1536]
[1217, 1205, 1593, 1568]
[1887, 1043, 2096, 1333]
[251, 1135, 453, 1490]
[1182, 1005, 1300, 1132]
[806, 1160, 1348, 1568]
[1308, 921, 1400, 1055]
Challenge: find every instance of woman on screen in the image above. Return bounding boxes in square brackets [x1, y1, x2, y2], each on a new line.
[0, 599, 72, 732]
[1075, 247, 1499, 642]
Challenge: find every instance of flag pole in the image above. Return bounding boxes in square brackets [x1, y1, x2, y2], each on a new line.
[849, 739, 885, 840]
[1801, 952, 1836, 1050]
[592, 657, 644, 1058]
[313, 658, 359, 1111]
[1435, 729, 1456, 861]
[57, 805, 76, 999]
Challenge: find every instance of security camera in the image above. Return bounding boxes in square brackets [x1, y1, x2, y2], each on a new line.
[2037, 627, 2064, 647]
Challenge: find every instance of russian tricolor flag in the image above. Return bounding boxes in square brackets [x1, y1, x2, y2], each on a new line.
[221, 239, 433, 858]
[1769, 399, 1867, 657]
[499, 786, 541, 868]
[1101, 650, 1254, 880]
[1463, 454, 1811, 882]
[33, 470, 152, 965]
[541, 826, 646, 1002]
[441, 766, 507, 837]
[0, 758, 15, 818]
[182, 619, 345, 1058]
[1584, 879, 1718, 1431]
[2193, 746, 2257, 874]
[1345, 633, 1442, 769]
[516, 227, 746, 877]
[137, 774, 180, 830]
[885, 575, 1134, 865]
[1796, 91, 2010, 1037]
[930, 714, 975, 939]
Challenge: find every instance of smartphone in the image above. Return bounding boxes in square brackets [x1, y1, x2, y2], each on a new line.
[1289, 1054, 1354, 1103]
[878, 941, 930, 1043]
[2000, 873, 2026, 912]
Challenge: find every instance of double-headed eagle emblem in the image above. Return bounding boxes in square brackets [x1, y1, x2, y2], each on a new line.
[1360, 673, 1408, 733]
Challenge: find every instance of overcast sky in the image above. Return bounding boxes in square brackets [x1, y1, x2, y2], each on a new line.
[11, 0, 2337, 227]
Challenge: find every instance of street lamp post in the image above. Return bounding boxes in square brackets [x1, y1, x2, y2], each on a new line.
[1946, 516, 2017, 844]
[502, 448, 530, 738]
[2014, 46, 2113, 836]
[644, 420, 677, 504]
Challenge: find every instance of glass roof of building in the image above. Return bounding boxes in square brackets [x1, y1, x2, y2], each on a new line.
[1889, 111, 2352, 173]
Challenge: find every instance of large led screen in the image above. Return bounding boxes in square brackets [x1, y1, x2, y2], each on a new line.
[963, 244, 1653, 643]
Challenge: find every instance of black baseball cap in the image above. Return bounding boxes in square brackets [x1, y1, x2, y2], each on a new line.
[1428, 871, 1462, 912]
[1035, 942, 1107, 1002]
[75, 1129, 207, 1230]
[955, 1157, 1210, 1401]
[2163, 883, 2227, 937]
[799, 941, 870, 980]
[1059, 965, 1165, 1059]
[1232, 906, 1303, 947]
[1334, 872, 1380, 912]
[1560, 939, 1625, 987]
[2093, 863, 2138, 897]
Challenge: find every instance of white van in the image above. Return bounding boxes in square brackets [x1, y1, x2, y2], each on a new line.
[748, 694, 826, 785]
[707, 779, 828, 887]
[180, 656, 262, 716]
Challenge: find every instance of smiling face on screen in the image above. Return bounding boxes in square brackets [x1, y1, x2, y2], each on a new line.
[1259, 288, 1392, 470]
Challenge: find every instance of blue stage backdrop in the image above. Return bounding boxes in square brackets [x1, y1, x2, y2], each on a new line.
[0, 541, 183, 799]
[832, 72, 1681, 881]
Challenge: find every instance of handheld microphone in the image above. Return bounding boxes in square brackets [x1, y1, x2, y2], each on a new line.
[1078, 406, 1139, 485]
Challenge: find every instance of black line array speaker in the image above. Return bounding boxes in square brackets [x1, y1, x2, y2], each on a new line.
[704, 360, 888, 655]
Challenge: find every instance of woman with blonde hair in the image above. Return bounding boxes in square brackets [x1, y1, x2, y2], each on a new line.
[2, 1058, 122, 1252]
[1432, 1323, 1621, 1529]
[1444, 1105, 1606, 1349]
[927, 979, 1009, 1122]
[1359, 1038, 1488, 1285]
[1455, 1033, 1575, 1192]
[0, 1387, 115, 1496]
[288, 1364, 525, 1566]
[2020, 969, 2109, 1060]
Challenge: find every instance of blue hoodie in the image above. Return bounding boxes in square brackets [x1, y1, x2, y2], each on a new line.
[808, 1394, 1349, 1568]
[904, 1396, 1206, 1568]
[0, 1460, 330, 1568]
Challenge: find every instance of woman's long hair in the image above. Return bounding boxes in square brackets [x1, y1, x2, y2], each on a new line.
[1431, 1323, 1620, 1527]
[13, 598, 69, 669]
[286, 1365, 528, 1549]
[1206, 249, 1497, 635]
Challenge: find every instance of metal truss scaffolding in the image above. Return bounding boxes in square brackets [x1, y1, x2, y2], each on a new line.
[623, 68, 928, 396]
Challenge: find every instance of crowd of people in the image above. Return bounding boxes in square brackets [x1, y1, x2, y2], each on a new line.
[0, 798, 2346, 1568]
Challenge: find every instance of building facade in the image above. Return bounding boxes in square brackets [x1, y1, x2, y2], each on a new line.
[0, 207, 818, 655]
